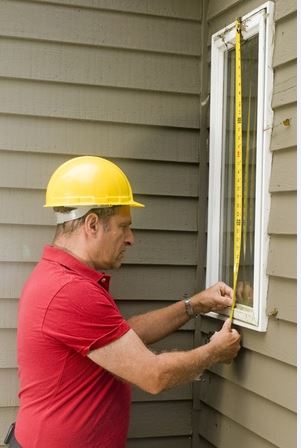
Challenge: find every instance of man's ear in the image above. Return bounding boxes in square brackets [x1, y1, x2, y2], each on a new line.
[84, 213, 101, 235]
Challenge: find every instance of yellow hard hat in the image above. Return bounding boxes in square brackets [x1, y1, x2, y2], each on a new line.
[45, 156, 144, 212]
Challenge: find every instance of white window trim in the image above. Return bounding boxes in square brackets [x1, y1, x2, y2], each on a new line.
[206, 2, 275, 331]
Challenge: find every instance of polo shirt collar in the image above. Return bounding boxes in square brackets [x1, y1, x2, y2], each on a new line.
[42, 245, 110, 290]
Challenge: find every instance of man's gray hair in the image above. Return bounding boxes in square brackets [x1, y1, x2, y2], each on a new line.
[53, 206, 118, 236]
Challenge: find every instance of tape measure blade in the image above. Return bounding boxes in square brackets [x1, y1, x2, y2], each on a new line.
[230, 18, 243, 322]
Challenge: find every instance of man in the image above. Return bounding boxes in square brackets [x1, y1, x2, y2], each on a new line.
[12, 156, 240, 448]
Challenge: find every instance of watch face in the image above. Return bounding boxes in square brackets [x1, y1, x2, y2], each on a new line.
[185, 299, 194, 317]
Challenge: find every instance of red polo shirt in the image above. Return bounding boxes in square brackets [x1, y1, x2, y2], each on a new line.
[15, 245, 131, 448]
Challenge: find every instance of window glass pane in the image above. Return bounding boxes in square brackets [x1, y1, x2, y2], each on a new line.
[220, 35, 258, 308]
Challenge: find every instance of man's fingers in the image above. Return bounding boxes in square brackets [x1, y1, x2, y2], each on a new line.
[219, 282, 233, 298]
[214, 296, 232, 310]
[222, 296, 232, 307]
[222, 318, 232, 331]
[222, 319, 241, 342]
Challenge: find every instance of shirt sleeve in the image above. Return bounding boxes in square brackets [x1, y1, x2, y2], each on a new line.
[42, 279, 130, 356]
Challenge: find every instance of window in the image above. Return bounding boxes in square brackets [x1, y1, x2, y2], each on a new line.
[206, 2, 274, 331]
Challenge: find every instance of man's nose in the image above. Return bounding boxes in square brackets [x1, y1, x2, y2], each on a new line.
[125, 228, 134, 246]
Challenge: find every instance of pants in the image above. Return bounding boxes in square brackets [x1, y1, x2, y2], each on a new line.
[4, 424, 22, 448]
[9, 432, 21, 448]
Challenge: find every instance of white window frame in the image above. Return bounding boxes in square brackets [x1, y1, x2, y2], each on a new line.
[206, 2, 275, 331]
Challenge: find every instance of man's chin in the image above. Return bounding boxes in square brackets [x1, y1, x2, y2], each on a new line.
[94, 260, 122, 271]
[107, 260, 123, 270]
[114, 261, 123, 269]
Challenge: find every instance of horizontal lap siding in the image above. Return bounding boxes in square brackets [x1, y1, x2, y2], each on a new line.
[29, 0, 202, 20]
[0, 1, 202, 445]
[0, 1, 201, 55]
[0, 115, 199, 163]
[0, 37, 200, 95]
[198, 402, 279, 448]
[0, 79, 200, 128]
[267, 10, 297, 416]
[199, 1, 297, 447]
[199, 373, 296, 447]
[127, 437, 192, 448]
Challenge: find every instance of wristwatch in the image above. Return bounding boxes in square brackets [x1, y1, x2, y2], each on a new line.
[184, 298, 195, 318]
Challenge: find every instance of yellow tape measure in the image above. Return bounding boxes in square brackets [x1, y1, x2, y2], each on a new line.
[230, 18, 243, 323]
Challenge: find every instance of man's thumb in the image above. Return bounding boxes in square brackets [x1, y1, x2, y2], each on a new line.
[223, 318, 232, 331]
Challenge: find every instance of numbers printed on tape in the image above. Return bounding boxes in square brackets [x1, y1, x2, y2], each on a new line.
[230, 18, 243, 323]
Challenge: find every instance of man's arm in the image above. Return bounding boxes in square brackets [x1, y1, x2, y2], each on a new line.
[128, 282, 233, 344]
[88, 318, 240, 395]
[127, 300, 190, 345]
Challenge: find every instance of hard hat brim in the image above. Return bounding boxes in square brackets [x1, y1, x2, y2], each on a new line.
[44, 199, 145, 208]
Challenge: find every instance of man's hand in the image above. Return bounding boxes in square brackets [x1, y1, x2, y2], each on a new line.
[190, 281, 233, 315]
[209, 318, 241, 364]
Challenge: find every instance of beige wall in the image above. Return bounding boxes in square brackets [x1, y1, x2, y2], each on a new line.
[198, 0, 297, 447]
[0, 1, 203, 446]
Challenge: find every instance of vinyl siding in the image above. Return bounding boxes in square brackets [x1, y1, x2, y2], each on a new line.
[198, 0, 297, 447]
[0, 0, 202, 445]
